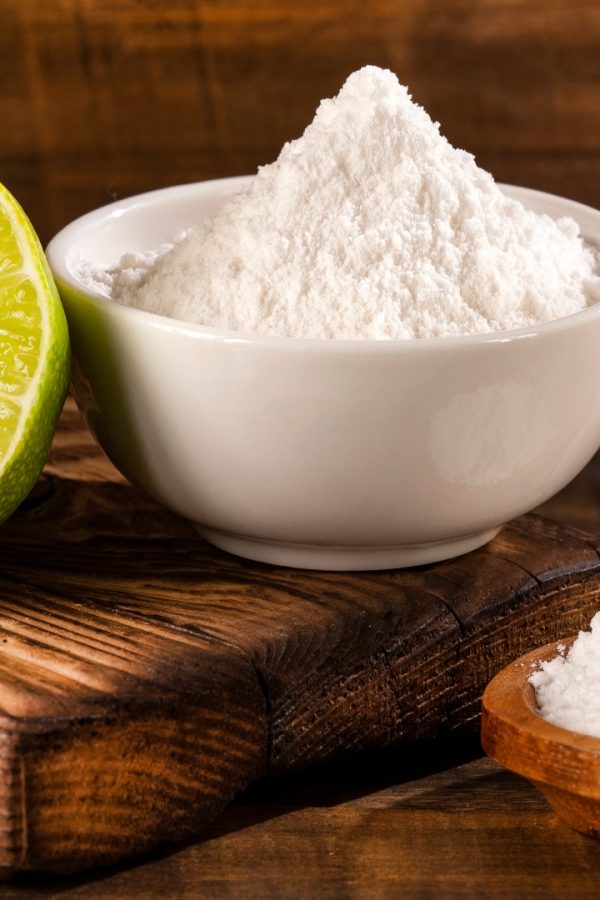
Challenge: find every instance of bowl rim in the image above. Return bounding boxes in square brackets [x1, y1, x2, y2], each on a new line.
[482, 638, 600, 796]
[46, 178, 600, 352]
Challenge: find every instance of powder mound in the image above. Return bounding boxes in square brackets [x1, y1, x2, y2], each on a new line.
[530, 612, 600, 739]
[104, 66, 599, 340]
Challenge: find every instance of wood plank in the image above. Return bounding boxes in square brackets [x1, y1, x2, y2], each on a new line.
[2, 0, 599, 242]
[3, 755, 600, 898]
[0, 395, 599, 874]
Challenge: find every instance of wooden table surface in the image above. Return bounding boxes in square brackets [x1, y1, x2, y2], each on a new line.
[5, 749, 600, 899]
[0, 401, 597, 898]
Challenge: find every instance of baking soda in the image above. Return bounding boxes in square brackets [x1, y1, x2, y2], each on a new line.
[530, 612, 600, 739]
[87, 66, 600, 340]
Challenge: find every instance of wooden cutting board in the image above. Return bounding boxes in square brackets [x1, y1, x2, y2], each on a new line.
[1, 401, 599, 875]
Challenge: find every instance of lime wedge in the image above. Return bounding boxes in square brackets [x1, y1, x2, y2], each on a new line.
[0, 184, 70, 522]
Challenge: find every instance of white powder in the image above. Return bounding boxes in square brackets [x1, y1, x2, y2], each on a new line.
[90, 66, 600, 340]
[530, 612, 600, 739]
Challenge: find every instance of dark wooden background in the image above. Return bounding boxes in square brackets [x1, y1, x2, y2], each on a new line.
[2, 0, 600, 244]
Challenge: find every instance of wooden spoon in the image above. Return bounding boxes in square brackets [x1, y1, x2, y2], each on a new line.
[482, 639, 600, 839]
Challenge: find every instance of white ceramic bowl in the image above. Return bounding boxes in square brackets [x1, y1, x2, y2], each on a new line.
[46, 178, 600, 570]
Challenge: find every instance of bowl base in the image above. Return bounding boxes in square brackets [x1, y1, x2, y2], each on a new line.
[196, 526, 502, 571]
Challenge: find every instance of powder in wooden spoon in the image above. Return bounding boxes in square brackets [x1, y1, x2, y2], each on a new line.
[530, 612, 600, 738]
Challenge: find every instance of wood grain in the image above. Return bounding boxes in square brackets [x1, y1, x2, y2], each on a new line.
[0, 400, 597, 874]
[4, 754, 600, 898]
[2, 0, 599, 243]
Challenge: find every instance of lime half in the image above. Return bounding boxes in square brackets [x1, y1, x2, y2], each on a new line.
[0, 184, 70, 522]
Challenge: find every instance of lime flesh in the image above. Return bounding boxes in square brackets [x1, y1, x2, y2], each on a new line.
[0, 184, 70, 522]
